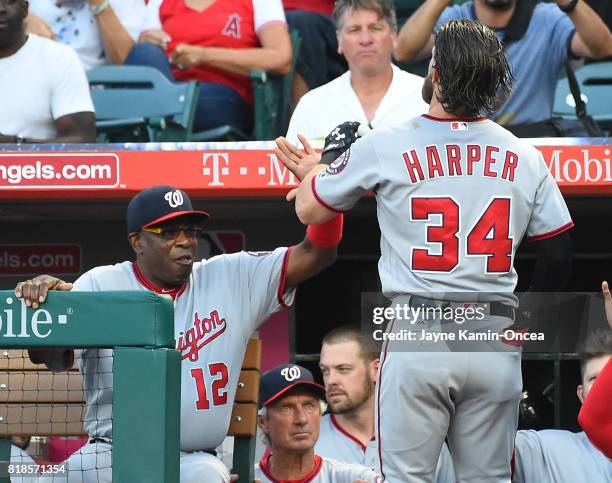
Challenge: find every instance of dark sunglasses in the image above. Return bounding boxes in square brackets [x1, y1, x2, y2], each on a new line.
[141, 226, 203, 241]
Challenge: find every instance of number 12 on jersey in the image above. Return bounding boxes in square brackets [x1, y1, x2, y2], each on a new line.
[191, 363, 229, 410]
[410, 197, 513, 273]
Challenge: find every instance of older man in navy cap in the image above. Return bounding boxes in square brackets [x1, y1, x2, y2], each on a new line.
[255, 363, 381, 482]
[16, 185, 341, 483]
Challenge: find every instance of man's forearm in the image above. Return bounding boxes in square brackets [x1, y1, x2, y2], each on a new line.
[95, 4, 136, 64]
[295, 165, 334, 225]
[568, 0, 612, 58]
[395, 0, 448, 62]
[530, 232, 572, 291]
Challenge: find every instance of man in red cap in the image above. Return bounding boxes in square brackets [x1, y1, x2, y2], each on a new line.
[256, 363, 381, 482]
[15, 185, 342, 482]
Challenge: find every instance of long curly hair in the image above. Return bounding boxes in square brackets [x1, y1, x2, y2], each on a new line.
[433, 20, 513, 117]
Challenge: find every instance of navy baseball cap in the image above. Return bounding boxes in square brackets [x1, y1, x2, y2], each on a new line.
[127, 185, 210, 234]
[259, 364, 326, 409]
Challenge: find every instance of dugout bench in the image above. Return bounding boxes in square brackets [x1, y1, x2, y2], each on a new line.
[0, 337, 262, 483]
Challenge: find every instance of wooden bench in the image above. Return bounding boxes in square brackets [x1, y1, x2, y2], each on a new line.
[0, 339, 261, 482]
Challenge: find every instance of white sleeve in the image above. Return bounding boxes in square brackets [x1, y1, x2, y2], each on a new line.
[313, 135, 382, 212]
[513, 430, 546, 483]
[108, 0, 156, 40]
[50, 45, 94, 119]
[237, 247, 295, 337]
[526, 154, 573, 242]
[253, 0, 286, 33]
[286, 96, 316, 144]
[71, 270, 96, 292]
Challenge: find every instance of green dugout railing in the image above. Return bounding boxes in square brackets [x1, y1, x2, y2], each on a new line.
[0, 290, 180, 483]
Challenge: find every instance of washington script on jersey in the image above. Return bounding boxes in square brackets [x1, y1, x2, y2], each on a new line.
[176, 309, 227, 362]
[0, 295, 70, 338]
[402, 144, 519, 184]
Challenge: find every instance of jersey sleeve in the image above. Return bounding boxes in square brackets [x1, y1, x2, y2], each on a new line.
[253, 0, 286, 33]
[526, 154, 573, 242]
[578, 356, 612, 458]
[71, 270, 98, 292]
[513, 430, 546, 483]
[312, 134, 382, 212]
[237, 247, 295, 337]
[50, 45, 94, 120]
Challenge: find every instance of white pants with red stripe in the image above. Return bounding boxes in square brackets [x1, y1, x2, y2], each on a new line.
[374, 324, 522, 483]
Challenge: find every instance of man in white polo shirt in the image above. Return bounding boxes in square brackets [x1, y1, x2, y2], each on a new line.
[283, 0, 426, 145]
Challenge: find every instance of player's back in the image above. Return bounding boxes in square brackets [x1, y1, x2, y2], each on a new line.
[367, 114, 572, 299]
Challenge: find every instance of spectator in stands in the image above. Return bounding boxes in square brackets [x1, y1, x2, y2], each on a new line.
[317, 326, 455, 482]
[0, 0, 96, 143]
[283, 1, 348, 105]
[510, 328, 612, 482]
[395, 0, 612, 126]
[280, 0, 427, 147]
[255, 363, 380, 481]
[26, 0, 160, 70]
[124, 0, 292, 134]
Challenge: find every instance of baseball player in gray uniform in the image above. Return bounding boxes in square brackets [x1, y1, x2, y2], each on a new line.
[280, 20, 574, 483]
[255, 363, 381, 483]
[513, 328, 612, 483]
[17, 185, 341, 482]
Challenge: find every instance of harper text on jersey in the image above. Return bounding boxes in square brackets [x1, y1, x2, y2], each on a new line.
[403, 144, 519, 184]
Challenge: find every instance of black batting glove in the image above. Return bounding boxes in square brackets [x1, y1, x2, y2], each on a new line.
[320, 121, 364, 166]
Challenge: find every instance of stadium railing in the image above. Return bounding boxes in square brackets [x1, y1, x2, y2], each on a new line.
[0, 291, 180, 483]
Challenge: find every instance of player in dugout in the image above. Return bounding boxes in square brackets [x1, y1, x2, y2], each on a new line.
[255, 363, 380, 482]
[14, 184, 342, 482]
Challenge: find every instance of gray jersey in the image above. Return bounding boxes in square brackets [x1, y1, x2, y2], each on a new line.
[313, 116, 573, 300]
[317, 414, 456, 482]
[514, 430, 612, 483]
[73, 248, 293, 451]
[254, 455, 381, 482]
[315, 414, 370, 466]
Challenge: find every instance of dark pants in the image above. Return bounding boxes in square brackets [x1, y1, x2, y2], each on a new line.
[124, 43, 252, 133]
[285, 10, 348, 89]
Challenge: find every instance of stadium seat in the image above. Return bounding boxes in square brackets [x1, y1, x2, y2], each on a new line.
[191, 30, 302, 142]
[553, 61, 612, 134]
[88, 66, 199, 143]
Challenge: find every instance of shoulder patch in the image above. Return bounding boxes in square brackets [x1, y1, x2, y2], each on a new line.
[325, 148, 351, 175]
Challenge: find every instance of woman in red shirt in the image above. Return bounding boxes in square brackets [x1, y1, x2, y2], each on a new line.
[125, 0, 292, 134]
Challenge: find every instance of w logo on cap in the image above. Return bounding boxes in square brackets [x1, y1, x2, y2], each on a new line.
[281, 365, 301, 382]
[164, 190, 184, 208]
